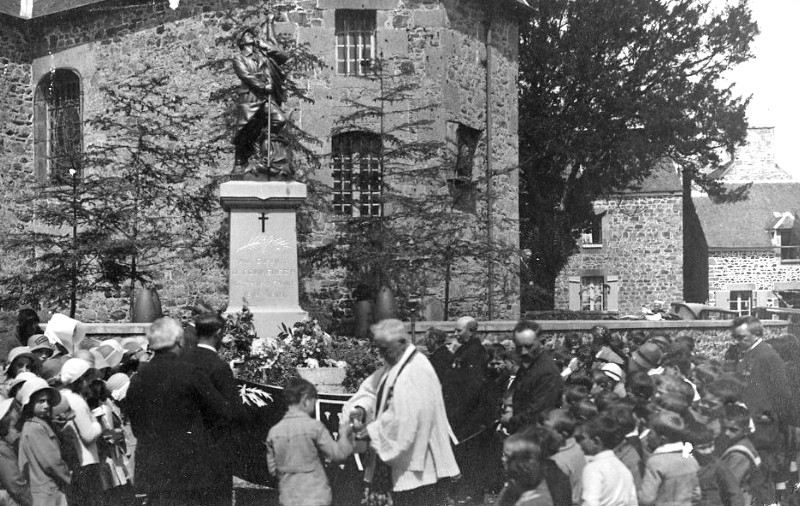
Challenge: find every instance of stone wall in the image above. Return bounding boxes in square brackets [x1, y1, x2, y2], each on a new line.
[708, 250, 800, 291]
[78, 319, 791, 364]
[554, 193, 684, 314]
[0, 0, 520, 329]
[0, 15, 37, 307]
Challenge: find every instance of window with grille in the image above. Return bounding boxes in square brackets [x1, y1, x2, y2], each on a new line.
[332, 132, 382, 217]
[335, 10, 376, 76]
[35, 69, 82, 184]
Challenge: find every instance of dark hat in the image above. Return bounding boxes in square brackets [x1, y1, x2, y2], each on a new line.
[632, 342, 662, 370]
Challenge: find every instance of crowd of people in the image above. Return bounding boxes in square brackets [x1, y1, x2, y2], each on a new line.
[413, 315, 800, 506]
[0, 309, 245, 506]
[0, 309, 796, 506]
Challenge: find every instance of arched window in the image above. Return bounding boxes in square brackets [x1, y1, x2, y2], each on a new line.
[331, 131, 382, 217]
[34, 69, 82, 184]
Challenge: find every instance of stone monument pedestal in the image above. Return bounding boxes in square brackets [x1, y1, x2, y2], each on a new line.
[220, 181, 307, 338]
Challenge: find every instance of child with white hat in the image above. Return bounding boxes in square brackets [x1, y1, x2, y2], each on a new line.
[17, 376, 71, 506]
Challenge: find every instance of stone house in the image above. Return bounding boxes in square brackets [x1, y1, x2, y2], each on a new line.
[0, 0, 526, 324]
[553, 163, 686, 315]
[694, 127, 800, 314]
[554, 127, 800, 316]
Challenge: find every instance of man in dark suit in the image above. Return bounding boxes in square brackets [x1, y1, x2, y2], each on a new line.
[126, 317, 232, 506]
[731, 316, 793, 497]
[182, 312, 247, 506]
[439, 316, 489, 503]
[509, 319, 563, 432]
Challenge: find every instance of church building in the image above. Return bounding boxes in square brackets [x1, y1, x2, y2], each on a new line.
[0, 0, 526, 326]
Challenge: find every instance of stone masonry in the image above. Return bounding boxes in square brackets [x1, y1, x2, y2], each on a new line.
[554, 194, 684, 315]
[708, 251, 800, 294]
[0, 0, 522, 329]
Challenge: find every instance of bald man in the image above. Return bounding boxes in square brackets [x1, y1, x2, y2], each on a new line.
[438, 316, 490, 503]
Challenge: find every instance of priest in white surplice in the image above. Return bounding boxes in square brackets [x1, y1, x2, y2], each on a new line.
[344, 319, 460, 506]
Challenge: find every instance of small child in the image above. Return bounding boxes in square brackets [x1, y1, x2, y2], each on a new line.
[639, 411, 700, 506]
[577, 414, 637, 506]
[692, 427, 744, 506]
[541, 408, 586, 505]
[267, 378, 352, 506]
[17, 376, 72, 506]
[604, 403, 643, 488]
[719, 403, 771, 506]
[496, 431, 553, 506]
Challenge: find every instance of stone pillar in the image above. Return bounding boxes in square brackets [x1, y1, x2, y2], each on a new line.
[219, 181, 308, 338]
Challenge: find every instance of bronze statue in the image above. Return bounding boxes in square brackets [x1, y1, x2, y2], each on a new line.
[232, 13, 293, 180]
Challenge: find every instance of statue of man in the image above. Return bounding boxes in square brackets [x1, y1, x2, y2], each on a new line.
[232, 13, 290, 176]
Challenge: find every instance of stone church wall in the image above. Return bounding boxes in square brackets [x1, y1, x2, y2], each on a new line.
[0, 0, 520, 330]
[554, 194, 684, 315]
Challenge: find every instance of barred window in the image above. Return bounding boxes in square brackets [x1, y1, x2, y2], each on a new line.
[332, 132, 382, 217]
[34, 69, 82, 184]
[335, 10, 376, 76]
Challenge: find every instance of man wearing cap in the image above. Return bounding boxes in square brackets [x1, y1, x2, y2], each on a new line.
[509, 320, 563, 431]
[181, 312, 247, 506]
[126, 317, 233, 506]
[438, 316, 490, 503]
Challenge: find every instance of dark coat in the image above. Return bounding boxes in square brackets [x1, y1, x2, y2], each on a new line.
[126, 352, 232, 495]
[738, 340, 793, 425]
[439, 338, 489, 440]
[232, 43, 289, 138]
[181, 346, 248, 466]
[510, 348, 563, 431]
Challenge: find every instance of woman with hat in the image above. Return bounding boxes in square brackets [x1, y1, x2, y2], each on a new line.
[58, 359, 103, 506]
[17, 376, 71, 506]
[0, 397, 32, 506]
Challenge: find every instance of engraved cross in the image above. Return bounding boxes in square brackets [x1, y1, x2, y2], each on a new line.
[258, 213, 269, 233]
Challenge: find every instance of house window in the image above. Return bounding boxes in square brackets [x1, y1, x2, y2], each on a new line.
[780, 229, 800, 263]
[581, 276, 606, 311]
[568, 274, 619, 312]
[729, 290, 752, 316]
[332, 132, 382, 217]
[447, 124, 481, 213]
[335, 10, 376, 76]
[581, 212, 605, 247]
[34, 69, 83, 184]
